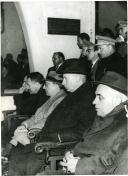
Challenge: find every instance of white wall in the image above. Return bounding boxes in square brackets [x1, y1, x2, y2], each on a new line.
[15, 1, 95, 77]
[1, 2, 26, 61]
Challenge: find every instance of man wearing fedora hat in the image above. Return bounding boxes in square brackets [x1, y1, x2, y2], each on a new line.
[60, 71, 128, 174]
[8, 59, 96, 175]
[95, 35, 126, 81]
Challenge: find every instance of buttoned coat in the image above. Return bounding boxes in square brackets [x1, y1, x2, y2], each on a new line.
[74, 103, 128, 174]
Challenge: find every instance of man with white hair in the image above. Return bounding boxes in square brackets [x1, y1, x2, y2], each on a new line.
[60, 71, 128, 174]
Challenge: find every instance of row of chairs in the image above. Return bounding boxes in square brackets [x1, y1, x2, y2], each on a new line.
[2, 109, 79, 175]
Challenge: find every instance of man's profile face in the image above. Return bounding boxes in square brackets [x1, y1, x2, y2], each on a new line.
[93, 84, 118, 117]
[81, 46, 88, 57]
[44, 80, 59, 97]
[52, 54, 62, 67]
[27, 78, 39, 94]
[86, 46, 95, 61]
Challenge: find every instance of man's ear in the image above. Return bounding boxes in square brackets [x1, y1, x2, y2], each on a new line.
[95, 50, 99, 56]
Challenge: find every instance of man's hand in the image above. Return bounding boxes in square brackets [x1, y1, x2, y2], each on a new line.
[19, 85, 29, 93]
[13, 125, 30, 146]
[60, 151, 80, 173]
[14, 125, 27, 135]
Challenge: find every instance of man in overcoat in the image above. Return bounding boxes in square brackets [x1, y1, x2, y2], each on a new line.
[60, 71, 128, 174]
[8, 59, 96, 175]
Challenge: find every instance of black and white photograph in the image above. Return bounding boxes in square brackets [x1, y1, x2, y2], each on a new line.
[1, 1, 127, 175]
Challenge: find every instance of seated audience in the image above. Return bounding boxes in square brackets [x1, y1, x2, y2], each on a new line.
[3, 70, 67, 154]
[60, 71, 128, 174]
[14, 72, 48, 116]
[48, 52, 65, 73]
[8, 59, 96, 175]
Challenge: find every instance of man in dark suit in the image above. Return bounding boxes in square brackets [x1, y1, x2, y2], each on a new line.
[48, 52, 65, 73]
[8, 59, 96, 175]
[82, 41, 100, 81]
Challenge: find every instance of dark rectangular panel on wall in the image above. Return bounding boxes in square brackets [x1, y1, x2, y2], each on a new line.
[48, 17, 80, 35]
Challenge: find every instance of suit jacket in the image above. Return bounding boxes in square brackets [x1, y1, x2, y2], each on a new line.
[14, 86, 48, 115]
[90, 59, 99, 81]
[74, 103, 127, 174]
[47, 66, 56, 73]
[37, 82, 96, 142]
[95, 52, 126, 80]
[48, 63, 64, 73]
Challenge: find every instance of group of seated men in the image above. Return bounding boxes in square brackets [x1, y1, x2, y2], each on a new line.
[2, 26, 128, 175]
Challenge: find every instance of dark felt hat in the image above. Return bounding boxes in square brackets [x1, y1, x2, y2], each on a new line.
[46, 70, 63, 84]
[94, 71, 127, 95]
[57, 58, 89, 75]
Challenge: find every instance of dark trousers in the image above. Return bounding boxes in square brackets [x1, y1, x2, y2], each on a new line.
[8, 143, 66, 175]
[1, 118, 25, 147]
[8, 144, 45, 176]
